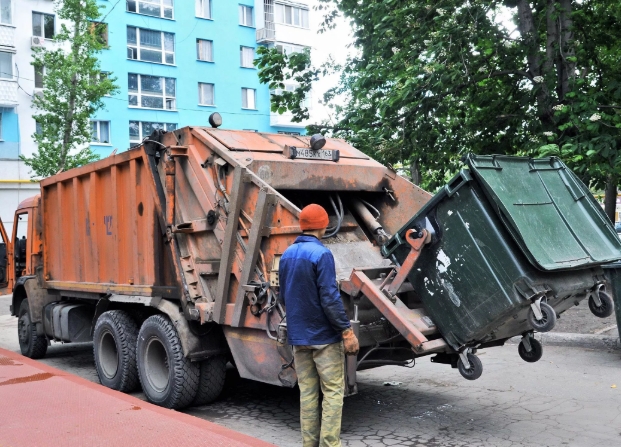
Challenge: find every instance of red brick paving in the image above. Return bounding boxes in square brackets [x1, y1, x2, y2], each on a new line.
[0, 347, 275, 447]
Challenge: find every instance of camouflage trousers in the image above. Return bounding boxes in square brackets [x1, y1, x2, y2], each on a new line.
[293, 342, 345, 447]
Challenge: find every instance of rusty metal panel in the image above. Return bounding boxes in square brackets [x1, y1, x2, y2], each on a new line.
[203, 128, 369, 159]
[41, 149, 177, 295]
[224, 327, 296, 387]
[205, 129, 283, 152]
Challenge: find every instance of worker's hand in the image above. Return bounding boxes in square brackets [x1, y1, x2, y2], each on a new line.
[342, 327, 359, 356]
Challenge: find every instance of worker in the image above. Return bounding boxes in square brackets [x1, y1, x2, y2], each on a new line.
[279, 203, 359, 447]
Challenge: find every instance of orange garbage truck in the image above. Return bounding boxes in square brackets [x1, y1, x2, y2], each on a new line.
[1, 124, 617, 409]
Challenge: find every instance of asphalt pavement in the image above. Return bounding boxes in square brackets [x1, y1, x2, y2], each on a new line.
[1, 294, 621, 447]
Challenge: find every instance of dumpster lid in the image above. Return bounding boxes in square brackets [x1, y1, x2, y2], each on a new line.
[467, 154, 621, 271]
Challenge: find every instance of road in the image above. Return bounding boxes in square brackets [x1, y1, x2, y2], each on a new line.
[1, 294, 621, 447]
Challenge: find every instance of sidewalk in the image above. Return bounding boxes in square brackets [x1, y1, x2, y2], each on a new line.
[0, 347, 275, 447]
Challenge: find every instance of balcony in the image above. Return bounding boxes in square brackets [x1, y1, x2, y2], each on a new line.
[270, 111, 310, 129]
[0, 79, 18, 107]
[0, 24, 15, 48]
[256, 25, 276, 43]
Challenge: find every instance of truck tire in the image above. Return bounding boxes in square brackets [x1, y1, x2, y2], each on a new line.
[193, 355, 227, 406]
[17, 299, 47, 359]
[93, 310, 140, 392]
[137, 315, 199, 409]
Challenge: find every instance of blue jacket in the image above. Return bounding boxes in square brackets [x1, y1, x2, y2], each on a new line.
[279, 235, 351, 345]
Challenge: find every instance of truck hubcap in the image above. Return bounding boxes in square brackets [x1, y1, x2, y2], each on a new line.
[99, 330, 119, 379]
[145, 337, 169, 392]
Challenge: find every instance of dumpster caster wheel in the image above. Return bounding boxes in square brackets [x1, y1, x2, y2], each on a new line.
[518, 338, 542, 363]
[589, 290, 614, 319]
[528, 301, 556, 332]
[457, 353, 483, 380]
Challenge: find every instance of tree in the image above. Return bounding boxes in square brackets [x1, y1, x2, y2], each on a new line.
[258, 1, 621, 221]
[255, 46, 318, 122]
[21, 0, 118, 178]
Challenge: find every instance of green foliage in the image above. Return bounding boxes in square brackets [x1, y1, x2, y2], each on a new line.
[255, 46, 318, 122]
[256, 0, 621, 194]
[21, 0, 118, 178]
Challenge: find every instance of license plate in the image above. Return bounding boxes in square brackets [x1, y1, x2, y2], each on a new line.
[285, 145, 340, 162]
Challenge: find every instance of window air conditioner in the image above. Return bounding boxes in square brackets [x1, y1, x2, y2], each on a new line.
[31, 36, 46, 49]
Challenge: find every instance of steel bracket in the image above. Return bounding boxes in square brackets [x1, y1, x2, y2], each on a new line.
[382, 229, 430, 298]
[530, 297, 544, 321]
[590, 283, 605, 307]
[458, 348, 472, 370]
[521, 333, 533, 353]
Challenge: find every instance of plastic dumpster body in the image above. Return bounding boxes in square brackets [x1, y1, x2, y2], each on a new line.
[383, 155, 621, 351]
[602, 261, 621, 340]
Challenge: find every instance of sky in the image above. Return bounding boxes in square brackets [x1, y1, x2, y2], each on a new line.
[308, 1, 354, 124]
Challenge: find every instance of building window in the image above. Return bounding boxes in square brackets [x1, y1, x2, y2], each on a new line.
[239, 5, 253, 26]
[35, 121, 42, 136]
[0, 114, 3, 140]
[195, 0, 211, 19]
[0, 52, 11, 79]
[277, 43, 305, 55]
[127, 0, 174, 19]
[90, 71, 109, 84]
[278, 131, 301, 135]
[90, 22, 108, 47]
[32, 12, 55, 39]
[271, 83, 311, 109]
[196, 39, 213, 62]
[274, 3, 309, 28]
[1, 0, 11, 25]
[34, 66, 44, 88]
[91, 121, 111, 144]
[127, 26, 175, 65]
[242, 88, 256, 109]
[198, 83, 214, 106]
[240, 46, 254, 68]
[128, 73, 176, 110]
[130, 121, 177, 144]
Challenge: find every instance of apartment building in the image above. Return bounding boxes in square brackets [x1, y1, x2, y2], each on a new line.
[90, 0, 312, 157]
[0, 0, 314, 234]
[0, 0, 64, 235]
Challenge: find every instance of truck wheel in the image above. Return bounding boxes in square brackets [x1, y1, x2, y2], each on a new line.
[93, 310, 139, 392]
[17, 299, 47, 359]
[518, 338, 543, 363]
[527, 302, 556, 332]
[193, 355, 227, 406]
[137, 315, 199, 409]
[457, 353, 483, 380]
[589, 290, 614, 318]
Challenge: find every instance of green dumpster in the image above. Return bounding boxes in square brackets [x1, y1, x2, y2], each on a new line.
[602, 262, 621, 341]
[382, 155, 621, 352]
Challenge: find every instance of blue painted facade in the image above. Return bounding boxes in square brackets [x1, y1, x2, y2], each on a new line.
[92, 0, 303, 158]
[0, 108, 19, 159]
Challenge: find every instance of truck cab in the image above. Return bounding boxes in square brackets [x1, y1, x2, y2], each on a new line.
[0, 196, 40, 298]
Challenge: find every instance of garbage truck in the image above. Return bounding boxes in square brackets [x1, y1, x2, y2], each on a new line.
[1, 122, 619, 409]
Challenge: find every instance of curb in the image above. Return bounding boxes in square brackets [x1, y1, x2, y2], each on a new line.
[507, 332, 621, 350]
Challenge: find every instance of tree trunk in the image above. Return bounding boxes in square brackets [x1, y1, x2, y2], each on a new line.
[410, 159, 420, 186]
[544, 0, 557, 76]
[557, 0, 575, 101]
[60, 13, 83, 171]
[604, 176, 618, 224]
[516, 0, 552, 124]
